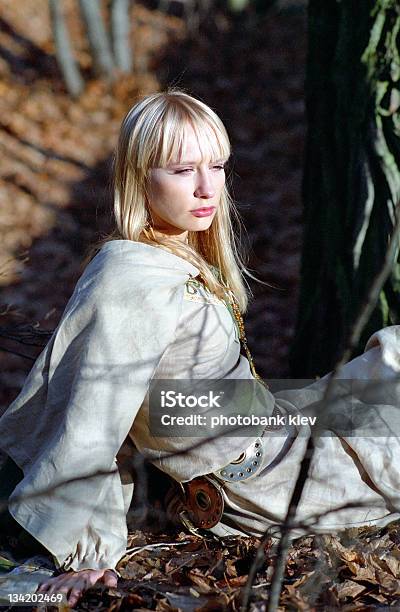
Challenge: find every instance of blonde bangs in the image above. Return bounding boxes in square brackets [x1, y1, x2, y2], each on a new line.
[149, 103, 231, 169]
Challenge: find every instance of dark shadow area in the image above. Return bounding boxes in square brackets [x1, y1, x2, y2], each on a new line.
[0, 16, 58, 83]
[0, 123, 91, 171]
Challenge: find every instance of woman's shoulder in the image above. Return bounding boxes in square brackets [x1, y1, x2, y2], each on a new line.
[94, 239, 198, 275]
[75, 240, 200, 305]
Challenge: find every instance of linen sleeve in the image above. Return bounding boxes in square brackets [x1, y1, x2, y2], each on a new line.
[0, 260, 186, 571]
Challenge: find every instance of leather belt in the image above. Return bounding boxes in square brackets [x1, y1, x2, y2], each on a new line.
[165, 474, 224, 534]
[213, 437, 264, 482]
[165, 411, 288, 534]
[212, 404, 287, 483]
[165, 437, 266, 534]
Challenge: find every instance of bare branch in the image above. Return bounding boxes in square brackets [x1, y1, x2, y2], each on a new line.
[78, 0, 116, 79]
[49, 0, 84, 98]
[110, 0, 132, 72]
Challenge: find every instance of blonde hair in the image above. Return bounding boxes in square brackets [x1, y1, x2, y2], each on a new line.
[86, 90, 251, 311]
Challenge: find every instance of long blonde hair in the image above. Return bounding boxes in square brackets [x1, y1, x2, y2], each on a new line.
[85, 90, 251, 311]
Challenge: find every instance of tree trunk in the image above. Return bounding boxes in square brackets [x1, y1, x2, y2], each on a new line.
[110, 0, 132, 73]
[49, 0, 84, 97]
[290, 0, 400, 378]
[78, 0, 115, 79]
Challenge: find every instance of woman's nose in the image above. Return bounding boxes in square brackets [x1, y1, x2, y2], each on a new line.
[194, 171, 215, 199]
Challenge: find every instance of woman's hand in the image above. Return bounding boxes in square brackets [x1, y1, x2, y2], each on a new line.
[37, 568, 118, 608]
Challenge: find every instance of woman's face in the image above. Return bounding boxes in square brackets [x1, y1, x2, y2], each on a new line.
[146, 124, 227, 241]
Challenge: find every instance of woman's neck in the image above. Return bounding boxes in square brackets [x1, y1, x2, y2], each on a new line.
[147, 227, 189, 244]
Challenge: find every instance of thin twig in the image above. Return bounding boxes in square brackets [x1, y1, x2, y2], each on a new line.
[119, 540, 192, 566]
[263, 437, 314, 612]
[240, 531, 278, 611]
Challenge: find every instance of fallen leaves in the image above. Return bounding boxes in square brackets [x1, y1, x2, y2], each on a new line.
[77, 521, 398, 611]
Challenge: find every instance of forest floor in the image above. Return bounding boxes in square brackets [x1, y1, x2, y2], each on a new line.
[1, 1, 400, 610]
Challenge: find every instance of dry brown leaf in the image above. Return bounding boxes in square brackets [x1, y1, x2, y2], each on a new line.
[119, 559, 149, 580]
[366, 553, 393, 573]
[336, 580, 366, 600]
[225, 558, 237, 578]
[292, 571, 315, 588]
[367, 592, 389, 603]
[347, 561, 362, 576]
[226, 574, 248, 587]
[350, 565, 376, 583]
[323, 535, 361, 564]
[381, 554, 400, 577]
[187, 570, 213, 594]
[342, 549, 361, 564]
[375, 570, 400, 595]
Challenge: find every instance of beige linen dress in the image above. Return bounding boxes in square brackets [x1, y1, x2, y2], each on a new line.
[1, 240, 400, 572]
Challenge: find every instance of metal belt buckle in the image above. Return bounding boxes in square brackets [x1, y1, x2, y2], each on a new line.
[183, 476, 224, 528]
[214, 437, 264, 482]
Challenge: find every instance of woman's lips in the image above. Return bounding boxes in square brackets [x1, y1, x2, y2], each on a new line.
[190, 206, 216, 217]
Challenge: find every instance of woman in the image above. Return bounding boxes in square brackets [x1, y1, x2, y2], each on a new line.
[1, 90, 400, 607]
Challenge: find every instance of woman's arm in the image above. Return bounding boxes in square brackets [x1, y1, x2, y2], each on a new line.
[0, 245, 190, 574]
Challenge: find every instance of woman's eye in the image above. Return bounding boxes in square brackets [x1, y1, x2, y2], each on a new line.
[173, 165, 225, 174]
